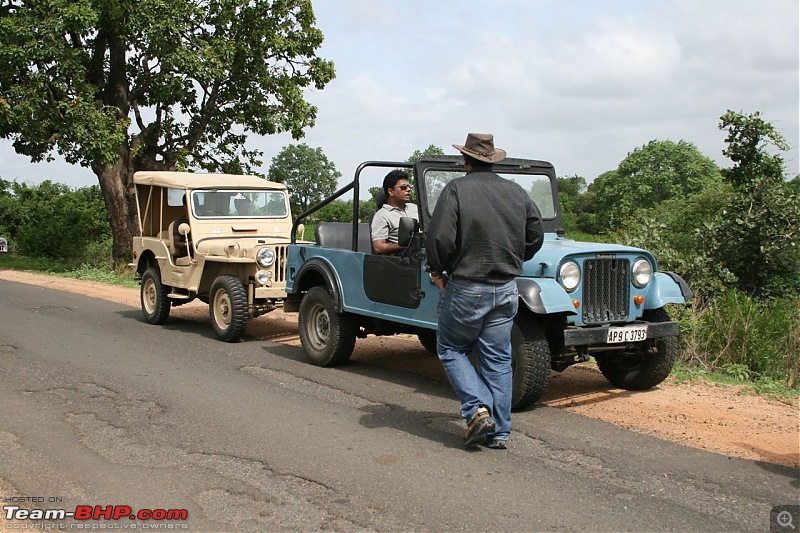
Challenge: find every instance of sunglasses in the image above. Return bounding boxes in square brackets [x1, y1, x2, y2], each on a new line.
[397, 184, 412, 190]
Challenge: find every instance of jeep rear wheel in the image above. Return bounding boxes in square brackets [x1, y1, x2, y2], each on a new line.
[298, 286, 357, 366]
[511, 315, 551, 410]
[596, 307, 678, 390]
[209, 275, 248, 342]
[140, 267, 170, 325]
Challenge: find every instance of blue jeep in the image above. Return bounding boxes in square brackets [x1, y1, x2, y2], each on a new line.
[284, 156, 692, 409]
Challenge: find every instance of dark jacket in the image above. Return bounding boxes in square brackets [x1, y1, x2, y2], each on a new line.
[426, 169, 544, 283]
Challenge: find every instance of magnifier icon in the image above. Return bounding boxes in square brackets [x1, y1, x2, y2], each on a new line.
[778, 511, 796, 529]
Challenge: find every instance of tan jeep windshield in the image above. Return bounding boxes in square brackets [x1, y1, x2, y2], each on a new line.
[190, 190, 289, 219]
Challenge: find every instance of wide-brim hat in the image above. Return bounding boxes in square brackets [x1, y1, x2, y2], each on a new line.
[453, 133, 506, 163]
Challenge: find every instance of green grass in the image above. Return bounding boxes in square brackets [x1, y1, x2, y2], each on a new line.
[670, 362, 799, 404]
[0, 253, 138, 288]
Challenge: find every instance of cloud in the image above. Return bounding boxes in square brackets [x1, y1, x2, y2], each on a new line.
[2, 0, 797, 187]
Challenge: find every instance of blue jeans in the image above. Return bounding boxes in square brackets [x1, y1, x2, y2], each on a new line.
[436, 278, 518, 440]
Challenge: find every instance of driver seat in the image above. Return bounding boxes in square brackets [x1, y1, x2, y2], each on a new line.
[168, 220, 192, 266]
[369, 189, 388, 254]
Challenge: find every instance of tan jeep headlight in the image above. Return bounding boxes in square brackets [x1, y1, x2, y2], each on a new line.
[256, 270, 272, 285]
[559, 261, 580, 292]
[632, 259, 653, 288]
[256, 247, 275, 268]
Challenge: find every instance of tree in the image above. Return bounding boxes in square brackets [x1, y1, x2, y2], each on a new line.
[588, 140, 722, 232]
[556, 174, 587, 233]
[788, 175, 800, 195]
[0, 0, 335, 261]
[268, 143, 340, 218]
[709, 110, 800, 300]
[405, 144, 445, 204]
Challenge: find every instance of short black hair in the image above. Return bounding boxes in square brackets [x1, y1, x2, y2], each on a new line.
[463, 154, 492, 170]
[383, 170, 410, 197]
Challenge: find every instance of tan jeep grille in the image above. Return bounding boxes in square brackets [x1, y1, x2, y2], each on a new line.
[273, 245, 288, 284]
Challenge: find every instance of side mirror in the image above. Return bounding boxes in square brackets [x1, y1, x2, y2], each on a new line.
[178, 222, 190, 236]
[397, 217, 419, 248]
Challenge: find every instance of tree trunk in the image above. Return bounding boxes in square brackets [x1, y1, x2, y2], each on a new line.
[92, 148, 137, 263]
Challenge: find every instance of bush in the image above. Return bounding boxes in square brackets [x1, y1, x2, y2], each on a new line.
[5, 181, 110, 261]
[81, 237, 115, 268]
[680, 290, 799, 387]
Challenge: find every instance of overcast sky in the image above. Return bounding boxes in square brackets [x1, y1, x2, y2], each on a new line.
[1, 0, 797, 189]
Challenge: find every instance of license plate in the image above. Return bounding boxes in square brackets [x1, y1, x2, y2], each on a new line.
[606, 325, 648, 343]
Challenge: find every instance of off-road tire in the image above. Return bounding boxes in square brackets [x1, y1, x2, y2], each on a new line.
[209, 275, 249, 342]
[140, 267, 170, 325]
[417, 329, 438, 355]
[596, 307, 678, 390]
[298, 286, 357, 366]
[511, 316, 551, 410]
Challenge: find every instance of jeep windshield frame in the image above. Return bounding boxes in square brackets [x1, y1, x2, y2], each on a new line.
[190, 189, 290, 219]
[414, 155, 564, 234]
[289, 156, 564, 247]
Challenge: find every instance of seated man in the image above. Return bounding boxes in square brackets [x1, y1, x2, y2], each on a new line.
[370, 170, 419, 255]
[173, 194, 192, 258]
[234, 193, 253, 216]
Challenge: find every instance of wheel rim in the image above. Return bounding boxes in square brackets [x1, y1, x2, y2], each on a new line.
[143, 278, 157, 314]
[307, 303, 330, 350]
[212, 289, 232, 330]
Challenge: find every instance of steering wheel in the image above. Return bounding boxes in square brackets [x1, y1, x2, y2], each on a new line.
[203, 210, 226, 216]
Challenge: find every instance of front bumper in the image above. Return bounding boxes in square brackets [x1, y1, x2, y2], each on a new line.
[563, 321, 679, 347]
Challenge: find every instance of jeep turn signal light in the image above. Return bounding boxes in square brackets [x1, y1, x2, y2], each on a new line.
[634, 294, 645, 306]
[572, 299, 580, 308]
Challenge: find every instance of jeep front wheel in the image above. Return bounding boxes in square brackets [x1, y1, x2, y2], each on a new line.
[595, 307, 678, 390]
[298, 286, 357, 366]
[209, 275, 249, 342]
[511, 315, 551, 410]
[140, 267, 170, 325]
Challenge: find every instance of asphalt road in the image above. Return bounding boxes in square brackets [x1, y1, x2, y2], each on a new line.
[0, 280, 797, 531]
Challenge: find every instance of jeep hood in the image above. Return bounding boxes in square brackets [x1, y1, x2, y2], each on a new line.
[521, 234, 657, 278]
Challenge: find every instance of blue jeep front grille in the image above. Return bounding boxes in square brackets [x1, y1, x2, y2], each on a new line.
[582, 258, 629, 324]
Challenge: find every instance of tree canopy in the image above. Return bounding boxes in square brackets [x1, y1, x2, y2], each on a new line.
[588, 140, 722, 232]
[0, 0, 335, 260]
[268, 143, 339, 218]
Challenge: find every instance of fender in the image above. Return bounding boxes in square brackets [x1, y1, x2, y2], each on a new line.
[291, 256, 345, 311]
[515, 278, 577, 315]
[645, 272, 692, 309]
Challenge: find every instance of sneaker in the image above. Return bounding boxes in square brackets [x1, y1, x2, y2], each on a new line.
[464, 407, 495, 446]
[485, 439, 508, 450]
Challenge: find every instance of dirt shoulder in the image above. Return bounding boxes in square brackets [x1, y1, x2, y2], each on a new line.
[1, 269, 797, 468]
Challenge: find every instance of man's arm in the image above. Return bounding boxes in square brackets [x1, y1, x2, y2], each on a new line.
[425, 186, 458, 273]
[523, 198, 544, 261]
[371, 239, 407, 255]
[370, 210, 405, 255]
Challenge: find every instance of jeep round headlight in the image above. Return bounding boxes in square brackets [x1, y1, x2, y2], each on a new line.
[632, 259, 652, 288]
[256, 247, 275, 268]
[559, 261, 580, 292]
[256, 270, 272, 285]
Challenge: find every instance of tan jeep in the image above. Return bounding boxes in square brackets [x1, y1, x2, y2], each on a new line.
[131, 171, 300, 342]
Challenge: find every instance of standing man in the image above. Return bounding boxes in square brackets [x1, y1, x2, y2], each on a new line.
[426, 133, 544, 449]
[371, 169, 419, 255]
